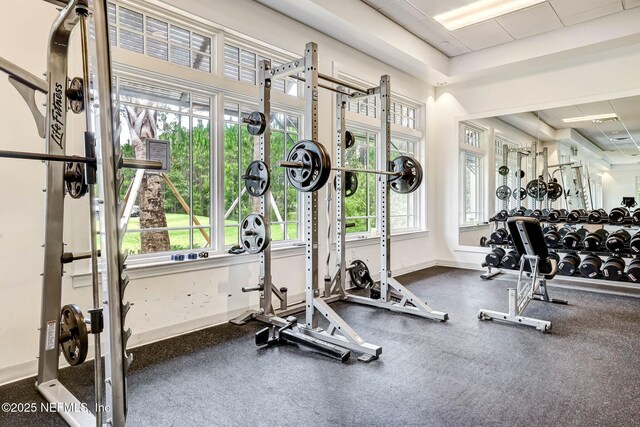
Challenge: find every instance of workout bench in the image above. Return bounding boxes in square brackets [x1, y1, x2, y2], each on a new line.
[478, 217, 567, 332]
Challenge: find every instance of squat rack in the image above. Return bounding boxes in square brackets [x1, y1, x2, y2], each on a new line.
[231, 42, 382, 360]
[325, 80, 448, 321]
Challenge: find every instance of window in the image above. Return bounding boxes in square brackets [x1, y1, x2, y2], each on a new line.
[390, 100, 416, 129]
[223, 102, 301, 246]
[345, 129, 377, 234]
[348, 96, 377, 118]
[109, 3, 212, 72]
[390, 137, 419, 231]
[117, 78, 212, 255]
[460, 122, 485, 225]
[223, 43, 299, 96]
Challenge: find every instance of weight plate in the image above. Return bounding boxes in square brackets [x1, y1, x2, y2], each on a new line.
[68, 77, 84, 114]
[285, 140, 331, 192]
[246, 111, 266, 136]
[498, 165, 509, 176]
[547, 181, 563, 200]
[349, 260, 374, 289]
[334, 170, 358, 197]
[390, 155, 423, 194]
[512, 187, 526, 200]
[59, 304, 88, 366]
[345, 130, 355, 149]
[515, 170, 525, 179]
[526, 179, 548, 199]
[240, 213, 270, 254]
[496, 185, 512, 201]
[244, 160, 270, 197]
[64, 162, 88, 199]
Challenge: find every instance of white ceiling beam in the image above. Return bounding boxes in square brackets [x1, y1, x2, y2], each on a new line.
[556, 128, 612, 170]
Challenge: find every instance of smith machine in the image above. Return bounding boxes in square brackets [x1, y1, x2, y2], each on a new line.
[0, 1, 161, 425]
[231, 42, 446, 361]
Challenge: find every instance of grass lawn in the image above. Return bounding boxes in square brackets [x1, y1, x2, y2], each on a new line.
[122, 213, 298, 254]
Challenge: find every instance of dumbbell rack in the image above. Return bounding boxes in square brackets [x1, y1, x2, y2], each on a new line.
[324, 77, 448, 322]
[481, 213, 640, 287]
[230, 42, 382, 360]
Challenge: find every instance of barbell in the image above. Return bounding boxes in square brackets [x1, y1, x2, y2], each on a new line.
[279, 140, 423, 194]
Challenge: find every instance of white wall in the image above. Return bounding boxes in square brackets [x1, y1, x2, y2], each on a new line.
[433, 40, 640, 266]
[602, 169, 639, 210]
[0, 0, 436, 384]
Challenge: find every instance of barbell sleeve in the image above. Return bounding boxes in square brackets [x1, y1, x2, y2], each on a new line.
[242, 285, 263, 292]
[278, 160, 305, 169]
[0, 149, 163, 170]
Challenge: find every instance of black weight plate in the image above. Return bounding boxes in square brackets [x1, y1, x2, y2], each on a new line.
[60, 304, 88, 366]
[244, 161, 270, 197]
[333, 170, 358, 197]
[285, 140, 331, 192]
[547, 181, 563, 201]
[512, 187, 526, 200]
[496, 185, 512, 201]
[498, 166, 509, 176]
[240, 213, 270, 254]
[390, 155, 423, 194]
[345, 130, 355, 149]
[480, 236, 488, 247]
[64, 162, 88, 199]
[246, 111, 266, 136]
[515, 170, 525, 179]
[526, 179, 548, 199]
[349, 260, 374, 289]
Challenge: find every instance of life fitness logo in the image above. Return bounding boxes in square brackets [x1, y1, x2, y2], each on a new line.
[50, 81, 65, 150]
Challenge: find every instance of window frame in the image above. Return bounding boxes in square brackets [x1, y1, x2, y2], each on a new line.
[459, 122, 486, 226]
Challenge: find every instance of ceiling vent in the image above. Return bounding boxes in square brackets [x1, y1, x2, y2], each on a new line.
[610, 136, 630, 142]
[593, 117, 619, 124]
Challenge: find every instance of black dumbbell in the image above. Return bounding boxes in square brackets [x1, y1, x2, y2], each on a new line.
[485, 248, 506, 267]
[542, 208, 550, 217]
[490, 228, 509, 245]
[567, 209, 587, 223]
[547, 209, 562, 223]
[558, 252, 581, 276]
[501, 249, 521, 270]
[602, 256, 626, 281]
[515, 206, 527, 216]
[548, 251, 560, 264]
[529, 209, 543, 219]
[587, 208, 608, 224]
[579, 254, 603, 278]
[544, 228, 561, 248]
[542, 224, 557, 234]
[632, 208, 640, 225]
[630, 231, 640, 254]
[562, 228, 588, 249]
[605, 229, 631, 252]
[493, 210, 509, 221]
[609, 207, 630, 225]
[583, 229, 609, 251]
[626, 258, 640, 282]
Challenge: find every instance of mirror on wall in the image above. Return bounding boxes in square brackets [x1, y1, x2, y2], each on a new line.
[458, 94, 640, 247]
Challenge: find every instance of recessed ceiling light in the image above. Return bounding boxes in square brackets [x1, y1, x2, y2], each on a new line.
[610, 137, 630, 142]
[433, 0, 546, 31]
[562, 113, 618, 123]
[436, 81, 448, 86]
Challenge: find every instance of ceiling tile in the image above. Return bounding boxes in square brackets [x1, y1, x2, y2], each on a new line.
[496, 3, 564, 39]
[379, 0, 426, 24]
[451, 19, 514, 51]
[361, 0, 401, 10]
[407, 0, 476, 17]
[403, 17, 472, 56]
[623, 0, 640, 9]
[550, 0, 623, 25]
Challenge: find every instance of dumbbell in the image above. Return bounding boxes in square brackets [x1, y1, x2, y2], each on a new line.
[587, 208, 608, 224]
[562, 228, 588, 249]
[609, 207, 630, 225]
[529, 209, 543, 219]
[492, 210, 509, 221]
[605, 229, 631, 252]
[547, 209, 562, 223]
[630, 231, 640, 253]
[544, 226, 561, 248]
[579, 254, 603, 278]
[548, 251, 560, 264]
[501, 249, 521, 270]
[541, 208, 550, 217]
[558, 252, 581, 276]
[602, 256, 626, 281]
[632, 208, 640, 225]
[626, 258, 640, 282]
[485, 248, 506, 267]
[566, 209, 587, 223]
[490, 228, 509, 245]
[583, 229, 609, 251]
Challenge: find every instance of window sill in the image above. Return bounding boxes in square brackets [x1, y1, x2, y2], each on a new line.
[342, 229, 429, 248]
[459, 223, 490, 231]
[71, 243, 306, 288]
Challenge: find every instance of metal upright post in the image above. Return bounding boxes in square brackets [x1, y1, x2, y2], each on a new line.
[334, 94, 347, 298]
[378, 75, 392, 302]
[259, 60, 273, 317]
[93, 0, 128, 424]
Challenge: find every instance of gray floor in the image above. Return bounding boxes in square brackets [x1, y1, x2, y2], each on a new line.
[2, 266, 640, 426]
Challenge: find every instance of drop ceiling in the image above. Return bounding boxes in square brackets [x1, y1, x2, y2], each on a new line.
[362, 0, 640, 57]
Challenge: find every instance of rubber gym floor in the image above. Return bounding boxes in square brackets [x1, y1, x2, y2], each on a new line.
[1, 266, 639, 426]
